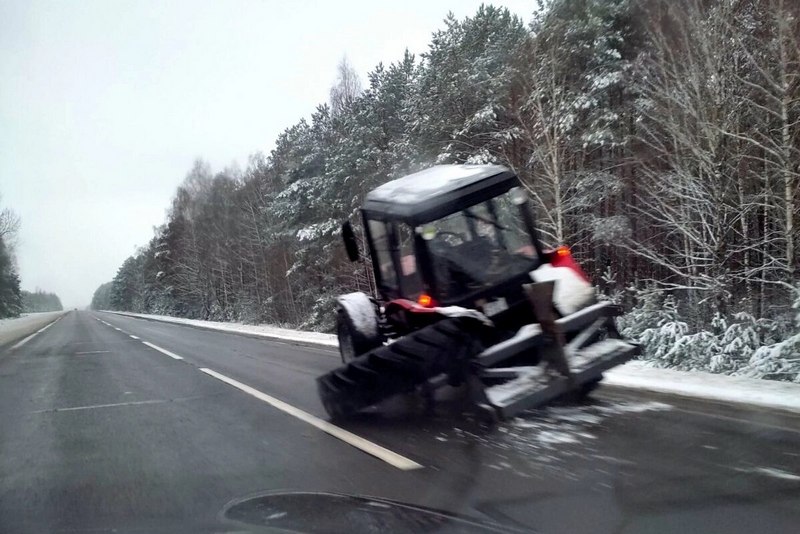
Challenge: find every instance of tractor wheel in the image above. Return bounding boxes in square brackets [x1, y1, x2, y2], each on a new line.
[336, 293, 383, 364]
[318, 317, 486, 420]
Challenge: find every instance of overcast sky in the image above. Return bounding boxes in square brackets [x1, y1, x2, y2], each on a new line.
[1, 0, 534, 308]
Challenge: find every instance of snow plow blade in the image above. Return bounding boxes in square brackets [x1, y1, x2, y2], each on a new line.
[480, 338, 640, 421]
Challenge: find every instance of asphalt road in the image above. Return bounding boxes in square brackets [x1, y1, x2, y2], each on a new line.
[0, 310, 798, 533]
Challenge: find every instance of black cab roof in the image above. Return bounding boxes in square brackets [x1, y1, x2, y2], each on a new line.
[362, 164, 518, 224]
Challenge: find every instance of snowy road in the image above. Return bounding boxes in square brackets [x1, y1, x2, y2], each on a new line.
[0, 310, 798, 533]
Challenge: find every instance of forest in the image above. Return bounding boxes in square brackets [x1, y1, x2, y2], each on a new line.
[21, 290, 63, 313]
[0, 198, 22, 319]
[93, 0, 799, 381]
[0, 197, 62, 318]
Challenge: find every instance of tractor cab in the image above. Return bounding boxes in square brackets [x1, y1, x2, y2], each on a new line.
[344, 165, 547, 326]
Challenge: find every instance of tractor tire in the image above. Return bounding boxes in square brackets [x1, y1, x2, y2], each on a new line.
[336, 293, 383, 364]
[318, 317, 486, 420]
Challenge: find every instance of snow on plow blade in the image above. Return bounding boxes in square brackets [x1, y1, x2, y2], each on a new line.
[481, 338, 640, 421]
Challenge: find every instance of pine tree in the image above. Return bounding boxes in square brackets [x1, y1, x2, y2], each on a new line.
[0, 236, 22, 318]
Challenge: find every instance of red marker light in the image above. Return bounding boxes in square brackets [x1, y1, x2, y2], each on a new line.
[417, 294, 434, 308]
[550, 244, 590, 282]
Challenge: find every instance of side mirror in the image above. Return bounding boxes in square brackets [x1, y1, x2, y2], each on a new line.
[342, 221, 359, 262]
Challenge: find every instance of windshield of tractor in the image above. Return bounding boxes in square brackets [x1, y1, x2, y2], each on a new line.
[422, 189, 538, 301]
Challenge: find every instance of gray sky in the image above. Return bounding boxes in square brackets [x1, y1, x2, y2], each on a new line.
[1, 0, 534, 308]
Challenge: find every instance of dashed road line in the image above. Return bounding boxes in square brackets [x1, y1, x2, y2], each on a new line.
[75, 350, 111, 355]
[199, 367, 423, 471]
[91, 317, 422, 470]
[142, 341, 184, 360]
[129, 335, 140, 340]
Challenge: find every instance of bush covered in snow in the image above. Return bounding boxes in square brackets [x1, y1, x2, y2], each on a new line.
[623, 289, 800, 383]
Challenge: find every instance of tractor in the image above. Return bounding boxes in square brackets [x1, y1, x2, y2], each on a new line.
[317, 164, 639, 421]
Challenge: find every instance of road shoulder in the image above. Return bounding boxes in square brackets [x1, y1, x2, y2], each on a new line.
[0, 311, 67, 351]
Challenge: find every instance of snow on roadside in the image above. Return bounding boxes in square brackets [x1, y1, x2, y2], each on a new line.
[0, 312, 65, 347]
[0, 312, 59, 328]
[104, 311, 338, 348]
[605, 361, 800, 414]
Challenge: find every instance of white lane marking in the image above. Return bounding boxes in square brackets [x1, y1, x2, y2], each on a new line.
[75, 351, 111, 355]
[113, 327, 123, 332]
[142, 341, 184, 360]
[129, 335, 140, 340]
[37, 319, 59, 334]
[199, 368, 423, 471]
[10, 315, 62, 350]
[11, 333, 38, 350]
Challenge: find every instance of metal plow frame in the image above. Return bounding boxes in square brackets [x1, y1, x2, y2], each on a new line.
[437, 300, 640, 421]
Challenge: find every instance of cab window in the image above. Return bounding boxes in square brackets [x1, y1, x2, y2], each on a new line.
[396, 223, 423, 299]
[367, 219, 397, 293]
